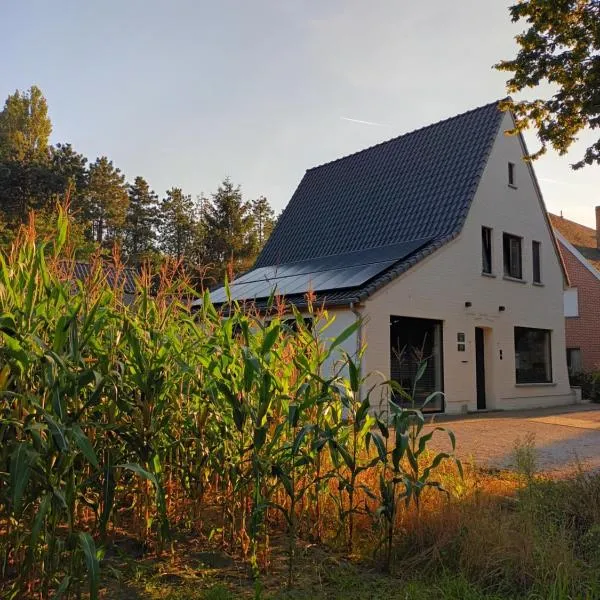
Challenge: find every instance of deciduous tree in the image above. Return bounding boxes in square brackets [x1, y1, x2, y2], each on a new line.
[0, 85, 52, 162]
[495, 0, 600, 168]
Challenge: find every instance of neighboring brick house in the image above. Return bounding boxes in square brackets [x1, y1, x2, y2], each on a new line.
[550, 211, 600, 374]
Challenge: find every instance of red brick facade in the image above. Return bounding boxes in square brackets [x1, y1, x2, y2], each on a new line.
[559, 241, 600, 371]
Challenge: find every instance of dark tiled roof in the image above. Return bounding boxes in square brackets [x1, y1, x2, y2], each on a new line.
[71, 262, 138, 295]
[549, 213, 600, 273]
[205, 100, 505, 309]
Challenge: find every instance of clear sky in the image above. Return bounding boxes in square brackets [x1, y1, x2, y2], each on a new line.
[2, 0, 598, 226]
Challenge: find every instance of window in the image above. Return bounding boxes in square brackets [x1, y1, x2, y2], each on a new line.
[390, 316, 444, 412]
[481, 226, 492, 274]
[503, 233, 522, 279]
[564, 288, 579, 317]
[508, 162, 516, 186]
[532, 241, 541, 283]
[567, 348, 583, 375]
[514, 327, 552, 384]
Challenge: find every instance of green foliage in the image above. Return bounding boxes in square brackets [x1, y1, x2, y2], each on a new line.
[0, 211, 460, 597]
[251, 196, 276, 246]
[124, 176, 161, 262]
[495, 0, 600, 169]
[85, 156, 129, 245]
[0, 85, 52, 162]
[159, 187, 202, 262]
[202, 178, 258, 280]
[569, 370, 600, 402]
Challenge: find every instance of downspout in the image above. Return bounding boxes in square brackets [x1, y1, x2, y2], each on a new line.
[349, 301, 363, 398]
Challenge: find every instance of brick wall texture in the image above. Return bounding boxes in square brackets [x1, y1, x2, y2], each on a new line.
[560, 241, 600, 371]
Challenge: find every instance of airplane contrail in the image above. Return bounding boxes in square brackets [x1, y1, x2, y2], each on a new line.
[340, 116, 386, 127]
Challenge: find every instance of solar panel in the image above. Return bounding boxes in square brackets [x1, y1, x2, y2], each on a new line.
[208, 237, 431, 304]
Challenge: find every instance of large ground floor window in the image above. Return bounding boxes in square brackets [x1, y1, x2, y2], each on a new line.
[390, 316, 444, 412]
[514, 327, 552, 384]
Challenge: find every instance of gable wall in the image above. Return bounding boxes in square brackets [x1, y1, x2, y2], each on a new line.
[357, 111, 573, 413]
[557, 239, 600, 371]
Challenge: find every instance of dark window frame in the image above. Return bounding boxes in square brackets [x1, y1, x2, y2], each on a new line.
[482, 226, 493, 274]
[514, 327, 552, 384]
[532, 240, 541, 283]
[508, 162, 516, 186]
[503, 232, 523, 279]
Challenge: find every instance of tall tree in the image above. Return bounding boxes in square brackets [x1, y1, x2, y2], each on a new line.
[495, 0, 600, 169]
[84, 157, 128, 246]
[0, 85, 52, 162]
[123, 176, 160, 262]
[160, 187, 201, 262]
[0, 86, 54, 219]
[0, 160, 55, 219]
[203, 178, 257, 280]
[251, 196, 276, 247]
[50, 143, 88, 208]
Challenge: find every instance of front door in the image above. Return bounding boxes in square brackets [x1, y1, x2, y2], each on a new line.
[475, 327, 486, 410]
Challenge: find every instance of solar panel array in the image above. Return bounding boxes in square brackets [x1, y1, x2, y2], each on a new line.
[209, 237, 431, 304]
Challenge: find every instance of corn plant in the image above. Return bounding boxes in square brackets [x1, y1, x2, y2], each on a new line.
[0, 208, 463, 596]
[374, 357, 462, 572]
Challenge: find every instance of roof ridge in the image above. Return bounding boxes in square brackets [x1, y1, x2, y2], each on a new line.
[306, 97, 509, 172]
[549, 212, 596, 233]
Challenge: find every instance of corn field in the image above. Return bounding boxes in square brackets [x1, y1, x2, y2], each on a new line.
[0, 210, 461, 599]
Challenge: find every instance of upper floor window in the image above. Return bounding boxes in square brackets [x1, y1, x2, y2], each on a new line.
[532, 240, 541, 283]
[508, 162, 516, 187]
[503, 233, 522, 279]
[564, 288, 579, 317]
[482, 226, 492, 274]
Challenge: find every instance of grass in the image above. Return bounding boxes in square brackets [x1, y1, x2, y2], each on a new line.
[95, 460, 600, 600]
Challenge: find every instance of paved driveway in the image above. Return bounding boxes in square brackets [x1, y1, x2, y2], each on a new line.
[427, 403, 600, 476]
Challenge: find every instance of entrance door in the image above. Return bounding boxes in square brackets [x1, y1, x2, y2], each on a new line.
[475, 327, 486, 410]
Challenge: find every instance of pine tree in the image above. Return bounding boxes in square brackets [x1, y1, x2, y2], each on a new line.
[251, 196, 276, 247]
[159, 187, 201, 261]
[203, 178, 257, 280]
[123, 176, 160, 262]
[84, 157, 128, 246]
[50, 143, 88, 210]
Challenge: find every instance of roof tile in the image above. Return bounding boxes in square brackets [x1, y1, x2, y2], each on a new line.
[207, 100, 505, 308]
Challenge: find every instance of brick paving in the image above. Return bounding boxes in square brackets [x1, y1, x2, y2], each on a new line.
[427, 403, 600, 476]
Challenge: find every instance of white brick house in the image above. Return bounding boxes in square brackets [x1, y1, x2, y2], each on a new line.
[199, 100, 574, 414]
